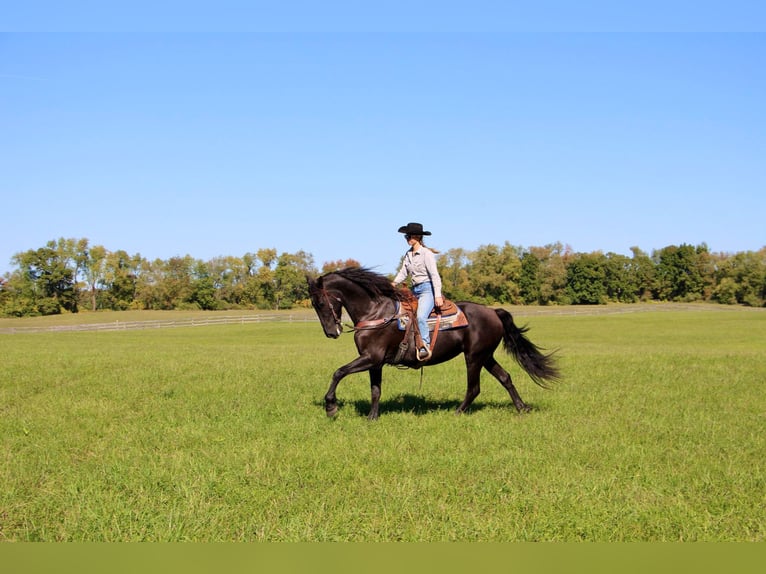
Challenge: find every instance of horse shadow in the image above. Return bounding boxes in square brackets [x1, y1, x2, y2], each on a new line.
[314, 394, 538, 417]
[351, 394, 467, 417]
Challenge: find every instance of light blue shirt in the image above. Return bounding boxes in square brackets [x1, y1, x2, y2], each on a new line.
[393, 246, 443, 299]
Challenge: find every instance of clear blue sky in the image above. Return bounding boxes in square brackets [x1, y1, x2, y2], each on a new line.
[2, 5, 765, 275]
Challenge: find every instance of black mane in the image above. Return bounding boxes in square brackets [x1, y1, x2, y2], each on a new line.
[326, 267, 407, 301]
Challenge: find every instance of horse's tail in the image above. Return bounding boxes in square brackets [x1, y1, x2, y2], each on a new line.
[495, 308, 561, 388]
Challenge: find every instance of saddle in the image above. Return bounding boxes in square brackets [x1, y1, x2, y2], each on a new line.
[393, 288, 468, 363]
[396, 297, 466, 330]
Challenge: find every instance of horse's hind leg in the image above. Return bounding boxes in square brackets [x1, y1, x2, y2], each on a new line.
[484, 356, 531, 413]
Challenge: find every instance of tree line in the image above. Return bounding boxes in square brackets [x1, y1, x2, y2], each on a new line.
[1, 237, 765, 317]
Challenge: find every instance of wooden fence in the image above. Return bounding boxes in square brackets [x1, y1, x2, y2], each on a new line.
[0, 303, 745, 335]
[0, 313, 320, 335]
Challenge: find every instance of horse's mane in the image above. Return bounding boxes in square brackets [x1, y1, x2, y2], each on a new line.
[324, 267, 408, 301]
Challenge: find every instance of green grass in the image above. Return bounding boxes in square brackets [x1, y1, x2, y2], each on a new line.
[1, 310, 764, 541]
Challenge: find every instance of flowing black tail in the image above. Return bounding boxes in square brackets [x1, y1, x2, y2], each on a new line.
[495, 309, 561, 388]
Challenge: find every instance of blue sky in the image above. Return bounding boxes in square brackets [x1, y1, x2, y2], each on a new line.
[2, 7, 765, 275]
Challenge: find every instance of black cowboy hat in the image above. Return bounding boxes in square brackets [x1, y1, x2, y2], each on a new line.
[397, 222, 431, 236]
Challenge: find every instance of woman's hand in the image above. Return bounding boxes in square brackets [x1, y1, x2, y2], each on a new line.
[435, 296, 444, 307]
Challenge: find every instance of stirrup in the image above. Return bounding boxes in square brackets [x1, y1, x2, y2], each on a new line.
[417, 346, 432, 362]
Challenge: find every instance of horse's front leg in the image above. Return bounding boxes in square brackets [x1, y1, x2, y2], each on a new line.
[368, 367, 383, 421]
[325, 354, 376, 418]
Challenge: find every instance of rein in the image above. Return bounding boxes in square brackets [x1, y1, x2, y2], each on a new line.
[354, 314, 398, 330]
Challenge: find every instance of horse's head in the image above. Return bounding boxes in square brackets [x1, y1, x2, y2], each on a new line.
[307, 275, 344, 338]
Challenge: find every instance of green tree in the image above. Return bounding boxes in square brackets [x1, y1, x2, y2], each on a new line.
[134, 256, 195, 310]
[273, 250, 315, 309]
[438, 248, 472, 301]
[11, 242, 78, 314]
[239, 248, 316, 309]
[207, 255, 249, 307]
[243, 248, 278, 308]
[162, 256, 196, 309]
[189, 260, 218, 310]
[567, 252, 607, 304]
[321, 259, 361, 274]
[654, 244, 706, 302]
[603, 252, 639, 303]
[82, 244, 108, 311]
[713, 249, 766, 307]
[519, 251, 541, 305]
[101, 250, 141, 310]
[528, 243, 571, 305]
[0, 269, 38, 316]
[629, 246, 656, 301]
[468, 243, 522, 304]
[0, 275, 9, 314]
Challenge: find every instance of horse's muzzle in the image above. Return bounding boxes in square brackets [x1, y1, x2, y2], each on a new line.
[324, 326, 341, 339]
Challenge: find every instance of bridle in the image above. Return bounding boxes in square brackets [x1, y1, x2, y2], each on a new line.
[317, 287, 398, 333]
[320, 288, 346, 332]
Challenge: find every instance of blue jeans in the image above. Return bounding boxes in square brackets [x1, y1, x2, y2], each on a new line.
[412, 281, 434, 347]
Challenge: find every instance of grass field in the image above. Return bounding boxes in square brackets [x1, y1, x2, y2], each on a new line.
[1, 307, 764, 541]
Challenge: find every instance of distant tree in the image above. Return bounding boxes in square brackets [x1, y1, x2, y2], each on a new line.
[713, 277, 739, 305]
[713, 249, 766, 307]
[189, 260, 218, 310]
[654, 244, 706, 301]
[529, 243, 570, 305]
[603, 252, 639, 303]
[134, 256, 196, 310]
[438, 248, 472, 301]
[273, 250, 315, 309]
[101, 250, 141, 310]
[629, 247, 656, 301]
[322, 259, 361, 274]
[468, 242, 522, 304]
[519, 251, 541, 304]
[163, 255, 196, 309]
[207, 255, 249, 307]
[6, 236, 766, 316]
[242, 252, 258, 277]
[0, 275, 9, 314]
[0, 269, 38, 316]
[245, 248, 279, 308]
[238, 248, 317, 309]
[257, 248, 277, 269]
[567, 252, 607, 304]
[11, 242, 78, 314]
[82, 244, 108, 311]
[695, 244, 718, 300]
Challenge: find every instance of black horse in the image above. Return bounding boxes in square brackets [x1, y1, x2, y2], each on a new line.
[307, 267, 560, 420]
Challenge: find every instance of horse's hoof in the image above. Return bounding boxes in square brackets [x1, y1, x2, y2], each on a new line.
[326, 404, 338, 418]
